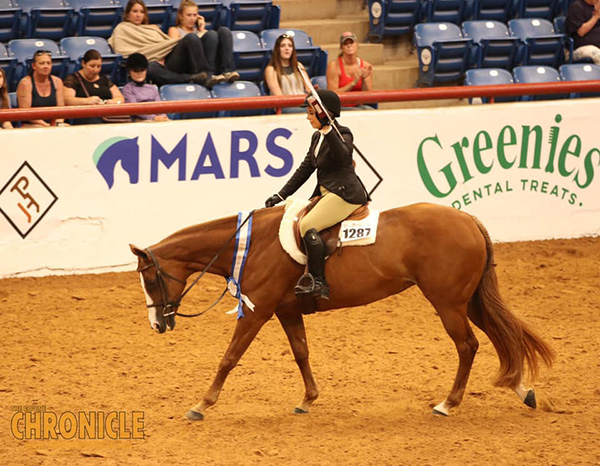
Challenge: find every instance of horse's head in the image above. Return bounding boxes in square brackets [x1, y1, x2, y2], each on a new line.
[130, 244, 187, 334]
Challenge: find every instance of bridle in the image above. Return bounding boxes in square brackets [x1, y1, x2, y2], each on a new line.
[137, 210, 255, 319]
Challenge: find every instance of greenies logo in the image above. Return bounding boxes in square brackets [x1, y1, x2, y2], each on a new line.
[417, 114, 599, 209]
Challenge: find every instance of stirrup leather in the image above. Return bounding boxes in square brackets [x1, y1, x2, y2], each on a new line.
[295, 273, 330, 300]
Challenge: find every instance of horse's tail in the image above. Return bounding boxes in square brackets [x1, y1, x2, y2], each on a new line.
[468, 216, 555, 388]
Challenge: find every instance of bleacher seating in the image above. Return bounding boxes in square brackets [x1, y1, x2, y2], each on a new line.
[159, 83, 216, 119]
[464, 68, 518, 102]
[512, 65, 567, 100]
[8, 89, 16, 106]
[60, 36, 121, 82]
[8, 37, 68, 82]
[462, 20, 519, 69]
[426, 0, 467, 24]
[17, 0, 74, 40]
[260, 28, 323, 76]
[414, 22, 472, 86]
[559, 63, 600, 97]
[231, 30, 268, 82]
[517, 0, 561, 20]
[221, 0, 280, 33]
[0, 41, 17, 90]
[66, 0, 123, 39]
[471, 0, 513, 22]
[210, 80, 265, 116]
[0, 0, 21, 42]
[367, 0, 423, 43]
[508, 18, 567, 68]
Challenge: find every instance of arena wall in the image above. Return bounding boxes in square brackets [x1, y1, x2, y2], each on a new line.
[1, 99, 599, 278]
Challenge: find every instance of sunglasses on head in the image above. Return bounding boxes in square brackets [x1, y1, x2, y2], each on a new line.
[34, 50, 52, 57]
[278, 33, 293, 40]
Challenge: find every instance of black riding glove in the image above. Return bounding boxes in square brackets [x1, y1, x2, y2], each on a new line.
[265, 194, 283, 208]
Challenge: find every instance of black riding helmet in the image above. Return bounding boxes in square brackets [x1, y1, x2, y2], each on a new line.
[126, 53, 149, 71]
[305, 89, 341, 126]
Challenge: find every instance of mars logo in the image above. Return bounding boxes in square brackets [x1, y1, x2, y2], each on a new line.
[93, 137, 140, 189]
[93, 129, 294, 189]
[0, 162, 58, 239]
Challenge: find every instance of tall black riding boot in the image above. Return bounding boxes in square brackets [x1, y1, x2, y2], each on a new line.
[295, 228, 330, 300]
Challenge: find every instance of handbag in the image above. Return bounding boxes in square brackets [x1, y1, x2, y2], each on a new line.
[75, 72, 131, 123]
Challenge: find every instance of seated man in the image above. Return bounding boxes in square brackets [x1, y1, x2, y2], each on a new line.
[566, 0, 600, 64]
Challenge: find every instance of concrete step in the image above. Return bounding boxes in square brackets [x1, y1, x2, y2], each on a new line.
[381, 34, 415, 61]
[280, 16, 370, 47]
[372, 59, 419, 90]
[321, 42, 385, 66]
[274, 0, 336, 22]
[336, 0, 369, 17]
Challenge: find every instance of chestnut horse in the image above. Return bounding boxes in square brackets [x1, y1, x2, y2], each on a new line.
[130, 202, 554, 420]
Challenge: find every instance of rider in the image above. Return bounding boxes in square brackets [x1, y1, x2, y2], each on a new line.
[264, 89, 369, 300]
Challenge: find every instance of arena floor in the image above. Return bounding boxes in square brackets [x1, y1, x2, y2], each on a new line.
[1, 237, 599, 466]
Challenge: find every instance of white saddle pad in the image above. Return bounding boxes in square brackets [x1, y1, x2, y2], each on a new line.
[278, 197, 379, 265]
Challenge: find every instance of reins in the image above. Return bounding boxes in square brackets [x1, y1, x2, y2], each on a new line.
[140, 210, 255, 319]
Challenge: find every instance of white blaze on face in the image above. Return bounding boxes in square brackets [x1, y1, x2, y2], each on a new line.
[140, 273, 159, 328]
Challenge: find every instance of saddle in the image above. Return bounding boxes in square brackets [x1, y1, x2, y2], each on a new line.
[293, 196, 370, 256]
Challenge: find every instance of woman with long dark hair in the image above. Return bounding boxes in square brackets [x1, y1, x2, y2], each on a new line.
[0, 68, 14, 129]
[264, 33, 308, 96]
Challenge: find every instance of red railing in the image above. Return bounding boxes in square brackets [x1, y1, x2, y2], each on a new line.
[1, 81, 599, 123]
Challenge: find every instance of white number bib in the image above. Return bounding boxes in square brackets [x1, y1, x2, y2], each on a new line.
[339, 211, 379, 245]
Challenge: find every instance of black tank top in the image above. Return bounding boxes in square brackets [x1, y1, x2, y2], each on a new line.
[31, 76, 57, 108]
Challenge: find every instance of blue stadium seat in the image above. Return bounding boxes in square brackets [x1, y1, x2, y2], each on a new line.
[414, 22, 472, 86]
[367, 0, 423, 43]
[8, 38, 68, 83]
[464, 68, 517, 102]
[311, 74, 327, 90]
[0, 41, 17, 91]
[426, 0, 468, 24]
[559, 63, 600, 98]
[471, 0, 514, 22]
[231, 30, 269, 82]
[517, 0, 561, 20]
[509, 18, 567, 68]
[168, 0, 224, 30]
[143, 0, 173, 32]
[60, 36, 122, 83]
[8, 89, 16, 107]
[66, 0, 122, 39]
[261, 28, 322, 76]
[222, 0, 280, 33]
[159, 83, 216, 119]
[210, 80, 265, 116]
[0, 0, 21, 42]
[17, 0, 74, 39]
[512, 65, 566, 100]
[462, 20, 519, 69]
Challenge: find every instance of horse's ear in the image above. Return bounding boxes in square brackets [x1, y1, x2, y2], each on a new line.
[130, 244, 148, 259]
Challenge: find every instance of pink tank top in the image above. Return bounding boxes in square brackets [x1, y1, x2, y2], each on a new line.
[338, 56, 364, 92]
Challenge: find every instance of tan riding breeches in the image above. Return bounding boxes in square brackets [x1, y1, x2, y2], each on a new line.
[299, 188, 362, 236]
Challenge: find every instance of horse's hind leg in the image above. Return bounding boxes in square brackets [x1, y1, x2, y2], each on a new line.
[186, 310, 271, 421]
[432, 305, 479, 416]
[275, 311, 319, 414]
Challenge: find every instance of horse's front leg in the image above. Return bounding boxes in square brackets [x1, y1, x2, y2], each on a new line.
[275, 311, 318, 414]
[186, 309, 271, 421]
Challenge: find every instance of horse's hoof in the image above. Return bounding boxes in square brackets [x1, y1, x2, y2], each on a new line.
[432, 408, 448, 417]
[524, 389, 537, 409]
[185, 409, 204, 421]
[294, 407, 308, 414]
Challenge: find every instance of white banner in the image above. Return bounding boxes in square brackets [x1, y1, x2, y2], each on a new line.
[1, 99, 599, 278]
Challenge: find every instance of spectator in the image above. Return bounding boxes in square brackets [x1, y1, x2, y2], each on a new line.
[0, 68, 14, 129]
[122, 53, 169, 121]
[109, 0, 217, 87]
[566, 0, 600, 65]
[264, 33, 308, 113]
[327, 31, 374, 110]
[168, 0, 239, 83]
[16, 50, 68, 127]
[63, 49, 126, 125]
